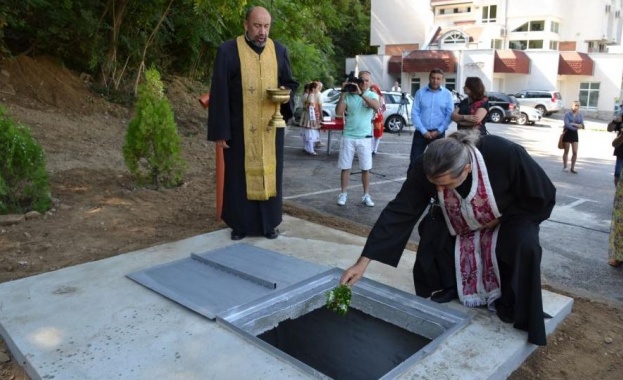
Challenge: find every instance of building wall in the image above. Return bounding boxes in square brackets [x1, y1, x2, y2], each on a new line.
[345, 55, 394, 91]
[371, 0, 433, 53]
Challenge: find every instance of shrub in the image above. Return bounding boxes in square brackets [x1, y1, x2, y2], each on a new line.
[0, 107, 51, 214]
[123, 68, 187, 189]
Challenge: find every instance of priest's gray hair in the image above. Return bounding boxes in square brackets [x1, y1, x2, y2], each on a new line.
[423, 130, 480, 179]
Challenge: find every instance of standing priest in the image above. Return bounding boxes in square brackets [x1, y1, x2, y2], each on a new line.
[208, 6, 298, 241]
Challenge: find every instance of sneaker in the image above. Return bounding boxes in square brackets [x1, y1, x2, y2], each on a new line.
[362, 194, 374, 207]
[337, 192, 348, 206]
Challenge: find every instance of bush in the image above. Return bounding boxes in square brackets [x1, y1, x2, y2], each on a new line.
[0, 107, 51, 214]
[123, 68, 187, 189]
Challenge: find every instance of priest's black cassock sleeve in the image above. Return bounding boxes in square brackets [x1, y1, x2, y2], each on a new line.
[361, 135, 556, 346]
[207, 39, 298, 236]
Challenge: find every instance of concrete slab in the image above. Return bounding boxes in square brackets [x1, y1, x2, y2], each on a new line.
[0, 215, 573, 380]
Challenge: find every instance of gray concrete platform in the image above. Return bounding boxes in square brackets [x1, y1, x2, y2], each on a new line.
[0, 215, 573, 380]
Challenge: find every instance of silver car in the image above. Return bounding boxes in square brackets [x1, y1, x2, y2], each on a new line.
[513, 90, 563, 116]
[514, 105, 542, 125]
[319, 89, 414, 133]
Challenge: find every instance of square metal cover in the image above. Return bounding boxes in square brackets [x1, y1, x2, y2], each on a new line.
[126, 243, 329, 319]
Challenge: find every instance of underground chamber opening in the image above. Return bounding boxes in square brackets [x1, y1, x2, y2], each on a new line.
[257, 305, 431, 380]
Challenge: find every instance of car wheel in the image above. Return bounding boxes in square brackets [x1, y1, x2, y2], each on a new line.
[535, 105, 546, 115]
[517, 112, 528, 125]
[385, 115, 405, 133]
[489, 110, 503, 123]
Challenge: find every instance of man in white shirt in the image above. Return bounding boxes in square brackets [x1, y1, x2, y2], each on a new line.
[391, 81, 401, 92]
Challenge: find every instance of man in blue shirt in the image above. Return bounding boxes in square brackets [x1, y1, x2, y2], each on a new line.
[335, 71, 380, 207]
[409, 69, 454, 172]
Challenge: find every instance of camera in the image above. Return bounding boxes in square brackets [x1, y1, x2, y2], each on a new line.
[342, 71, 364, 93]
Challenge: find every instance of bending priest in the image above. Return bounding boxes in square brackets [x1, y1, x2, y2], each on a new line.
[340, 130, 556, 346]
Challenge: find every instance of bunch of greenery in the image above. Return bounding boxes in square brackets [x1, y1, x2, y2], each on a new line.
[123, 67, 187, 189]
[326, 284, 352, 316]
[0, 107, 51, 214]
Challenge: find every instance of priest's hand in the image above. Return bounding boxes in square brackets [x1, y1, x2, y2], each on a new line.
[340, 256, 371, 287]
[215, 140, 229, 149]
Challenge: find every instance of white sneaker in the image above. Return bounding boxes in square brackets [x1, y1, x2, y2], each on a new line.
[362, 194, 374, 207]
[337, 192, 348, 206]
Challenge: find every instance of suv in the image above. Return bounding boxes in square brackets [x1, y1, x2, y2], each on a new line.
[513, 90, 563, 116]
[486, 92, 521, 123]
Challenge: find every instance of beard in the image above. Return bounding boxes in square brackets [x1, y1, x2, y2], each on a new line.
[245, 32, 266, 48]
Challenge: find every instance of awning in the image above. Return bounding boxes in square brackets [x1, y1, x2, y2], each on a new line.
[402, 50, 457, 73]
[558, 51, 594, 75]
[494, 50, 531, 74]
[388, 55, 402, 74]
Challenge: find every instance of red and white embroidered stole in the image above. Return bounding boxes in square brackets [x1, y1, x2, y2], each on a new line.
[438, 148, 502, 309]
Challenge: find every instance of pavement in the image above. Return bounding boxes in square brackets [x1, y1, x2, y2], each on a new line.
[0, 216, 572, 380]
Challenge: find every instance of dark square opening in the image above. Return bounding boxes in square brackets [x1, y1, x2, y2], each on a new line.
[258, 306, 431, 380]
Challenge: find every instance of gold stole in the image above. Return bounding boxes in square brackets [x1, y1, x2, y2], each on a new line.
[236, 36, 278, 201]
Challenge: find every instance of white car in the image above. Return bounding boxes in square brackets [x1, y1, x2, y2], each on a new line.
[319, 88, 414, 133]
[514, 105, 542, 125]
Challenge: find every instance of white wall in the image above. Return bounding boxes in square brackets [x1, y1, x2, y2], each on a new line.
[458, 50, 495, 94]
[370, 0, 433, 52]
[345, 55, 393, 91]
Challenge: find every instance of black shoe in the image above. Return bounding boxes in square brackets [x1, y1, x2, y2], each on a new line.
[264, 229, 278, 239]
[231, 231, 246, 241]
[430, 287, 458, 303]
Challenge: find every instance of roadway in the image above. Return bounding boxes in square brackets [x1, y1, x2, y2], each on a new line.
[282, 117, 622, 304]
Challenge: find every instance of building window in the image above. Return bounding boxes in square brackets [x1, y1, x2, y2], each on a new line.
[439, 9, 445, 15]
[550, 21, 560, 33]
[411, 77, 421, 97]
[513, 20, 545, 32]
[445, 78, 456, 92]
[616, 10, 621, 18]
[482, 5, 497, 23]
[528, 40, 544, 49]
[442, 31, 468, 45]
[509, 40, 527, 50]
[579, 82, 600, 108]
[606, 5, 611, 13]
[549, 41, 558, 50]
[509, 40, 544, 50]
[491, 39, 503, 49]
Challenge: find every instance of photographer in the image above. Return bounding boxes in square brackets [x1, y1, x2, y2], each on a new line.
[335, 71, 380, 207]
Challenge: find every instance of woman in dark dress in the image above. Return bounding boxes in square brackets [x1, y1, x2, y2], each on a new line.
[562, 100, 585, 173]
[451, 76, 489, 135]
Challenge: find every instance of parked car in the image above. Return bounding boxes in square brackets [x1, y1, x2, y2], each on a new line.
[513, 90, 563, 116]
[485, 92, 521, 123]
[514, 105, 542, 125]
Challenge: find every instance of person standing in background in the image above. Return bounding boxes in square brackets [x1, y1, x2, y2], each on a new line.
[207, 6, 298, 241]
[561, 100, 585, 174]
[391, 81, 401, 92]
[451, 76, 489, 135]
[408, 69, 454, 172]
[369, 84, 385, 155]
[301, 81, 321, 155]
[335, 71, 380, 207]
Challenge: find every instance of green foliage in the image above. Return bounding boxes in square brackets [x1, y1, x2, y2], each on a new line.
[123, 67, 187, 189]
[0, 106, 51, 214]
[1, 0, 373, 92]
[326, 284, 352, 316]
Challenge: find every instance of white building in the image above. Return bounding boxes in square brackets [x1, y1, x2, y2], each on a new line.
[351, 0, 623, 118]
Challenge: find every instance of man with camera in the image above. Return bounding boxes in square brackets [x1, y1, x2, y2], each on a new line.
[409, 68, 454, 172]
[335, 71, 380, 207]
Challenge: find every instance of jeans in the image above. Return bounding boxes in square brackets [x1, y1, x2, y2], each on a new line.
[615, 155, 623, 179]
[408, 130, 445, 173]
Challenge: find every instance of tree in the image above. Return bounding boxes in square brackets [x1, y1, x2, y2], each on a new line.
[123, 67, 187, 189]
[0, 106, 51, 214]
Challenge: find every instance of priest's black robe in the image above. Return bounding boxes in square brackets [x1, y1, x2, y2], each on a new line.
[207, 38, 298, 235]
[361, 134, 556, 346]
